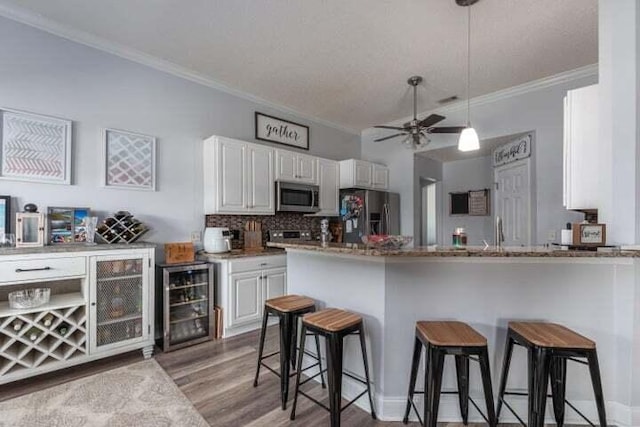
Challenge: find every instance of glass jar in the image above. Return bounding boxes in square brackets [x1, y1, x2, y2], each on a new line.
[452, 227, 467, 247]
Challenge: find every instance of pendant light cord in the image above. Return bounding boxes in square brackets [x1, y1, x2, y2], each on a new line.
[466, 2, 471, 127]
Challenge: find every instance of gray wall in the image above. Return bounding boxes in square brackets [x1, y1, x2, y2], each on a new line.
[441, 156, 493, 246]
[0, 17, 360, 244]
[362, 72, 595, 244]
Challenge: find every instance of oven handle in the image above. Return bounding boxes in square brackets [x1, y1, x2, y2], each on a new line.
[311, 190, 316, 209]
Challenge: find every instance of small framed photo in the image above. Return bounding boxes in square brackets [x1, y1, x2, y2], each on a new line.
[0, 195, 10, 235]
[572, 223, 606, 247]
[48, 207, 90, 244]
[103, 128, 156, 191]
[255, 112, 309, 150]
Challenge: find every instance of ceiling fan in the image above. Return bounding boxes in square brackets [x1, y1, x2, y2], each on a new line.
[373, 76, 466, 148]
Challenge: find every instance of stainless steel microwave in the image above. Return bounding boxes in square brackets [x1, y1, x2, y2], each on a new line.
[276, 181, 320, 213]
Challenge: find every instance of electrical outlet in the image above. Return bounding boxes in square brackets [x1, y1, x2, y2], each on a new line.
[191, 231, 201, 243]
[547, 231, 557, 241]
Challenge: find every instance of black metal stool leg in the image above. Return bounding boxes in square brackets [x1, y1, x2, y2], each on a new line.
[290, 314, 299, 370]
[326, 332, 344, 427]
[289, 324, 308, 421]
[403, 336, 422, 424]
[478, 347, 497, 427]
[533, 348, 551, 427]
[496, 332, 515, 420]
[253, 309, 270, 387]
[551, 356, 567, 427]
[527, 347, 537, 427]
[586, 350, 607, 427]
[454, 354, 470, 425]
[278, 312, 293, 410]
[425, 347, 445, 427]
[314, 333, 326, 388]
[358, 325, 377, 419]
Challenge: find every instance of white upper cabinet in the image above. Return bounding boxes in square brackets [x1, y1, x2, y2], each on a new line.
[316, 158, 340, 216]
[563, 84, 599, 210]
[340, 159, 389, 190]
[204, 136, 275, 215]
[275, 150, 318, 184]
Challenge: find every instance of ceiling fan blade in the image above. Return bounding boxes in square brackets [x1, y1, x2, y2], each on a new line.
[427, 126, 467, 134]
[374, 132, 407, 142]
[374, 125, 406, 131]
[418, 114, 446, 128]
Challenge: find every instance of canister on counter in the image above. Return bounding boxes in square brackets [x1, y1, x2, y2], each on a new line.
[452, 227, 467, 247]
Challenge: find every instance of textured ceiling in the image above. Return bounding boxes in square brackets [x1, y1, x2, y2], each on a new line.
[0, 0, 598, 132]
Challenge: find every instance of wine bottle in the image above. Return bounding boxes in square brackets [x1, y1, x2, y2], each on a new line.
[28, 327, 40, 341]
[42, 314, 54, 327]
[57, 322, 69, 336]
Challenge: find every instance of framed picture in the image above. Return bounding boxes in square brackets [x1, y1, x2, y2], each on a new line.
[572, 223, 606, 247]
[103, 128, 156, 191]
[0, 196, 10, 235]
[0, 108, 72, 184]
[255, 112, 309, 150]
[47, 207, 90, 244]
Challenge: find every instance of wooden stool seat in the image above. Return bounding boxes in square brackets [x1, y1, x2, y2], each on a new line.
[265, 294, 315, 313]
[509, 321, 595, 349]
[417, 321, 487, 347]
[303, 308, 362, 332]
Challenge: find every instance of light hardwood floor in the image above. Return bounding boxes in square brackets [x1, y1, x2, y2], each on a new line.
[1, 326, 530, 426]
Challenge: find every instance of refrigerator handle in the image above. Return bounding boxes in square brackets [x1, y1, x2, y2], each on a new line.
[383, 203, 390, 235]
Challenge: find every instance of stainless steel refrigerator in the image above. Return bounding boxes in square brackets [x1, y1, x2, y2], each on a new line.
[339, 189, 400, 243]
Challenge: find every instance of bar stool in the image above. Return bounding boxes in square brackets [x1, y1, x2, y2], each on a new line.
[290, 308, 376, 427]
[253, 295, 325, 410]
[403, 321, 497, 427]
[496, 322, 607, 427]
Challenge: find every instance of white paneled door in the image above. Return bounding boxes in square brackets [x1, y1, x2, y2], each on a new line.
[495, 160, 531, 246]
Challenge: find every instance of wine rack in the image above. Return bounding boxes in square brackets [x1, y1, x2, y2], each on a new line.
[0, 305, 87, 377]
[96, 212, 149, 244]
[158, 262, 214, 352]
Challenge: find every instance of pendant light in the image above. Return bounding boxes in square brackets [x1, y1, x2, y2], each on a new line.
[458, 0, 480, 152]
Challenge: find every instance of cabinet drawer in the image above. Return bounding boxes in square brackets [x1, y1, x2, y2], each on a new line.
[228, 255, 286, 274]
[0, 257, 86, 284]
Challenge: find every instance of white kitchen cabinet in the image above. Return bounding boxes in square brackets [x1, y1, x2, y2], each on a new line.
[372, 163, 390, 190]
[0, 246, 155, 385]
[276, 150, 318, 184]
[316, 158, 340, 216]
[204, 135, 275, 215]
[206, 254, 287, 337]
[563, 84, 600, 210]
[340, 159, 389, 190]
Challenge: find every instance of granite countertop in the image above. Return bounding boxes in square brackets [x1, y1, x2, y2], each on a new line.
[267, 241, 640, 258]
[0, 242, 156, 256]
[197, 248, 286, 260]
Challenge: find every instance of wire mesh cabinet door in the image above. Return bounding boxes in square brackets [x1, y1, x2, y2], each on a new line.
[89, 252, 151, 354]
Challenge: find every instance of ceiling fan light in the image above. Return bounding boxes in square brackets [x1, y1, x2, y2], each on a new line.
[458, 127, 480, 151]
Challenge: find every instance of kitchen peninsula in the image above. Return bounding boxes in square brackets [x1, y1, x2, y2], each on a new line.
[268, 241, 640, 426]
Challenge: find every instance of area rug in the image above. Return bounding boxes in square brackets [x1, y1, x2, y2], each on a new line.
[0, 359, 209, 427]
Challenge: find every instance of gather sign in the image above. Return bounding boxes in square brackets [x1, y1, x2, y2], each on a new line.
[492, 134, 531, 167]
[255, 112, 309, 150]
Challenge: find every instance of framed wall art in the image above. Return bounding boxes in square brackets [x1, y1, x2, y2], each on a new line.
[255, 112, 309, 150]
[103, 128, 156, 191]
[0, 196, 10, 235]
[0, 108, 72, 184]
[47, 207, 90, 244]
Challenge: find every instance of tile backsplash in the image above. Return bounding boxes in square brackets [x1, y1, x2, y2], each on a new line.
[205, 212, 322, 249]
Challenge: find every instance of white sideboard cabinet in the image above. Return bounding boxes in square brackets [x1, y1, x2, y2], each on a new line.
[0, 244, 155, 385]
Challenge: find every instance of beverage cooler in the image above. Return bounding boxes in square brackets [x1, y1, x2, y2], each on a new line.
[156, 262, 214, 352]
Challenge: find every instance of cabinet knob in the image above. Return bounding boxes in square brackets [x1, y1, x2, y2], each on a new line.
[91, 302, 96, 306]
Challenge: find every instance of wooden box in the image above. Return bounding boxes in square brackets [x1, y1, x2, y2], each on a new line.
[572, 223, 606, 247]
[164, 242, 195, 264]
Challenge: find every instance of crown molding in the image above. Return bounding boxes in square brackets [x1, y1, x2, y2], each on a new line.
[363, 63, 599, 137]
[0, 2, 361, 136]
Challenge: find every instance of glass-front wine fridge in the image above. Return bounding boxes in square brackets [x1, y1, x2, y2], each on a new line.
[158, 262, 214, 352]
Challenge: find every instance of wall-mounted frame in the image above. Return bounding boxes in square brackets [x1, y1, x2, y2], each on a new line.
[449, 189, 490, 216]
[0, 196, 10, 235]
[0, 108, 72, 184]
[47, 207, 90, 244]
[255, 112, 309, 150]
[103, 128, 156, 191]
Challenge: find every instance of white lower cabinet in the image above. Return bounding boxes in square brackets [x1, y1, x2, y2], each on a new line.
[209, 255, 287, 337]
[0, 246, 155, 385]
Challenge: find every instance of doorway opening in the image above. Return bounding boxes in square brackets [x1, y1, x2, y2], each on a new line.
[421, 178, 438, 245]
